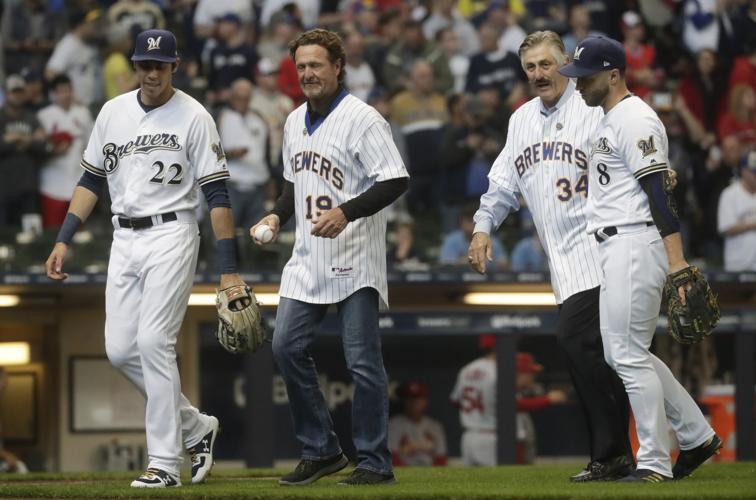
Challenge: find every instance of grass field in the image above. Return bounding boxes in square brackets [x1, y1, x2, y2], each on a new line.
[0, 463, 754, 499]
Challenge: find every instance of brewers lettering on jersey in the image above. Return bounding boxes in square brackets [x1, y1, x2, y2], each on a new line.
[45, 29, 242, 489]
[469, 31, 633, 481]
[277, 92, 406, 305]
[562, 34, 720, 483]
[252, 29, 408, 487]
[480, 80, 602, 303]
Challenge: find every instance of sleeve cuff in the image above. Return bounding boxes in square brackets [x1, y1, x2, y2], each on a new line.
[197, 170, 231, 185]
[634, 163, 668, 180]
[473, 220, 493, 235]
[81, 159, 106, 177]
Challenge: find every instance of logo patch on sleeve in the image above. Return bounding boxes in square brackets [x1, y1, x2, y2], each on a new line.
[636, 136, 657, 158]
[211, 142, 226, 162]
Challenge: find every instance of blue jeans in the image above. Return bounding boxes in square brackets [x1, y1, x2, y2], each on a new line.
[272, 287, 392, 475]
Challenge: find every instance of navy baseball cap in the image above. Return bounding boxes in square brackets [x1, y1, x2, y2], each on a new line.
[558, 35, 626, 78]
[131, 29, 178, 63]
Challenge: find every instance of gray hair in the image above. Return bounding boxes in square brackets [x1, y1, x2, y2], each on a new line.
[518, 30, 568, 67]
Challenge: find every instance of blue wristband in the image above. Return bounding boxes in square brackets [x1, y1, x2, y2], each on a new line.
[55, 213, 82, 245]
[216, 238, 238, 274]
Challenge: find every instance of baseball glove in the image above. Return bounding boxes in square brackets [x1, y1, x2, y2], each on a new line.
[664, 266, 720, 344]
[216, 285, 266, 354]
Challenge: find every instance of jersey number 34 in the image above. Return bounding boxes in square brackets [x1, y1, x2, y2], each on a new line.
[556, 174, 588, 202]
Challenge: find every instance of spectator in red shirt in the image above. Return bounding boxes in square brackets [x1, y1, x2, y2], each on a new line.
[729, 35, 756, 93]
[621, 11, 661, 99]
[277, 53, 306, 106]
[718, 84, 756, 146]
[677, 49, 728, 134]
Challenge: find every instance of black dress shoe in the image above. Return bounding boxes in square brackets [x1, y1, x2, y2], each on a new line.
[616, 468, 671, 483]
[570, 455, 635, 482]
[337, 468, 396, 485]
[278, 453, 348, 486]
[673, 435, 723, 479]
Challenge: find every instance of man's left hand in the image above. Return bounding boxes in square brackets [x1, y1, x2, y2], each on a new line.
[220, 273, 245, 291]
[311, 207, 348, 238]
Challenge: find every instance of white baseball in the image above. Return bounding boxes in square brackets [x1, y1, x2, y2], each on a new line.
[254, 224, 274, 244]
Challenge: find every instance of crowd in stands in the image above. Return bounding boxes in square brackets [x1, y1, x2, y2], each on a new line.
[0, 0, 754, 273]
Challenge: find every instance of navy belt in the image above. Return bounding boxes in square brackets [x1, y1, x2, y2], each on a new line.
[118, 212, 177, 230]
[594, 221, 654, 243]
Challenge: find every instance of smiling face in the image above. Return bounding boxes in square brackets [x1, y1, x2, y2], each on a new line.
[294, 44, 341, 104]
[135, 60, 176, 105]
[521, 43, 568, 108]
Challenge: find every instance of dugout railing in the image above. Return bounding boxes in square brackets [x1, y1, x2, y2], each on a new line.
[0, 269, 753, 467]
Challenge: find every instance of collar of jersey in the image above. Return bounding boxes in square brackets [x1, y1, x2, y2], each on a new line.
[305, 87, 349, 136]
[540, 79, 576, 117]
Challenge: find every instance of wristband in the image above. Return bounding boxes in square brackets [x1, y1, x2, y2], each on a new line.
[55, 213, 82, 245]
[216, 238, 238, 274]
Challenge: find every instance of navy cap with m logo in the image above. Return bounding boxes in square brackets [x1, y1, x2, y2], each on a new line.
[131, 29, 178, 63]
[558, 35, 626, 78]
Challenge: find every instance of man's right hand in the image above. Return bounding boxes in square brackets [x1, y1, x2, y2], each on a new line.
[249, 214, 281, 246]
[468, 232, 493, 274]
[46, 242, 69, 280]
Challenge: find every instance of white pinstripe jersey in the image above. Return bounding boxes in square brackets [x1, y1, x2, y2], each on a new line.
[475, 80, 603, 303]
[278, 90, 409, 306]
[81, 89, 229, 217]
[586, 95, 669, 234]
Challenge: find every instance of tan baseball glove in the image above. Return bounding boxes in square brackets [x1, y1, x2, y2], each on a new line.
[216, 285, 266, 354]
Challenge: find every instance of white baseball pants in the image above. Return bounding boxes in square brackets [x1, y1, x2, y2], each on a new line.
[104, 215, 210, 475]
[461, 430, 496, 466]
[598, 225, 714, 477]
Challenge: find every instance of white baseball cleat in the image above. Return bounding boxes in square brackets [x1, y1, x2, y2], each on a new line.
[189, 415, 220, 484]
[130, 468, 181, 488]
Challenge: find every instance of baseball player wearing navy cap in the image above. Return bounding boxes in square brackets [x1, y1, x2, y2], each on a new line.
[468, 31, 633, 481]
[46, 28, 251, 488]
[559, 35, 721, 482]
[251, 28, 408, 486]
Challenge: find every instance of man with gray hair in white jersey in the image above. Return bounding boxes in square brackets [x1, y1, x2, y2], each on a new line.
[467, 30, 633, 481]
[251, 28, 409, 486]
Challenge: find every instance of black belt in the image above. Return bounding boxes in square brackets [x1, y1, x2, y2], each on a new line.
[118, 212, 177, 230]
[594, 221, 654, 243]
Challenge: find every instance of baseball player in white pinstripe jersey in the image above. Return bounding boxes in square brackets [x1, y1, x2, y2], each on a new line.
[468, 31, 634, 481]
[560, 35, 720, 483]
[250, 29, 409, 486]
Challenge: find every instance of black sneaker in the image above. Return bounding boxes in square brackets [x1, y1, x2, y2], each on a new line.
[570, 455, 635, 482]
[616, 469, 671, 483]
[278, 453, 348, 486]
[673, 435, 723, 479]
[337, 468, 396, 486]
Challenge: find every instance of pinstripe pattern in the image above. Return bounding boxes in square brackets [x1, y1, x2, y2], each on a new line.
[80, 89, 229, 218]
[279, 94, 408, 307]
[486, 80, 603, 303]
[586, 96, 671, 234]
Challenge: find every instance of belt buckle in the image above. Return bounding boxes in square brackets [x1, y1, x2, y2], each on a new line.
[130, 217, 152, 230]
